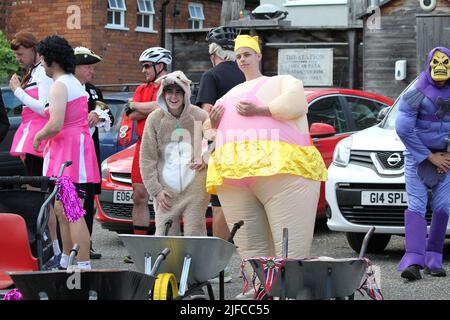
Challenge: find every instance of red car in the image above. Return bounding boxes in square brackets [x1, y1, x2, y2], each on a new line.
[96, 88, 393, 232]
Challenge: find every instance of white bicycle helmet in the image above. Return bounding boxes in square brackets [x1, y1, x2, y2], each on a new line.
[139, 47, 172, 65]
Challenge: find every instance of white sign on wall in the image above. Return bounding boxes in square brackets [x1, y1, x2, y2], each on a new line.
[278, 48, 333, 86]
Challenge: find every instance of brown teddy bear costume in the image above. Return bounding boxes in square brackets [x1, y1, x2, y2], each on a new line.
[140, 70, 210, 236]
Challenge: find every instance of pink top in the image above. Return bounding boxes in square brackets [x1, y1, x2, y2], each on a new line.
[42, 74, 99, 183]
[216, 77, 311, 148]
[215, 76, 312, 188]
[10, 64, 52, 157]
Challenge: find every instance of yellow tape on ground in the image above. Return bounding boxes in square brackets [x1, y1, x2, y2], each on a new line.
[153, 273, 178, 300]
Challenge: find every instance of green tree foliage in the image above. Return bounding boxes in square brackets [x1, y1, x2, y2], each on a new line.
[0, 31, 19, 83]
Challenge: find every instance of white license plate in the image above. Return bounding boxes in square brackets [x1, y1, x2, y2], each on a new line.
[361, 191, 408, 206]
[113, 191, 153, 204]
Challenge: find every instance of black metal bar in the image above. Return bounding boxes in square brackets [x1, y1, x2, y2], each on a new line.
[219, 270, 225, 300]
[206, 283, 215, 300]
[359, 226, 376, 258]
[280, 267, 286, 300]
[164, 219, 173, 236]
[227, 220, 244, 243]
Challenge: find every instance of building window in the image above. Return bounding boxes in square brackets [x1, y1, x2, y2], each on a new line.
[136, 0, 155, 32]
[106, 0, 127, 30]
[188, 3, 204, 29]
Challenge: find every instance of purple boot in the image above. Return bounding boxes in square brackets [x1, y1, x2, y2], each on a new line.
[425, 211, 449, 277]
[398, 210, 427, 280]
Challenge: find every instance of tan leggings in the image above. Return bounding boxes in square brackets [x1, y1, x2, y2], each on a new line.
[217, 174, 320, 260]
[154, 193, 210, 236]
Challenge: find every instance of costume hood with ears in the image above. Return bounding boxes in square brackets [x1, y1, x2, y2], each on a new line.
[414, 47, 450, 104]
[156, 70, 192, 116]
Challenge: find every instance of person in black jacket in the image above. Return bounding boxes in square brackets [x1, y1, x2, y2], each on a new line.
[195, 26, 245, 285]
[0, 94, 10, 143]
[74, 46, 114, 259]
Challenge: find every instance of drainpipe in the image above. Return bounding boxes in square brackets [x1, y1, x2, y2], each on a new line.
[161, 0, 170, 47]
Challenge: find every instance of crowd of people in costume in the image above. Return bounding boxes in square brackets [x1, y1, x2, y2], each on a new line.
[1, 27, 449, 298]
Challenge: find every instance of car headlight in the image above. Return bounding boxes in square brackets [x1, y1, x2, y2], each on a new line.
[101, 159, 108, 179]
[332, 137, 353, 167]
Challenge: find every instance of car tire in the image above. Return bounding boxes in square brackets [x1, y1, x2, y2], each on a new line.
[346, 232, 391, 254]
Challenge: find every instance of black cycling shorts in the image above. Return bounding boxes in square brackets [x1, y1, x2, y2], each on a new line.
[24, 153, 43, 176]
[210, 194, 221, 207]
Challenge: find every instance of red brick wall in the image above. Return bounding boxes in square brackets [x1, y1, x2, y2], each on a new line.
[1, 0, 222, 86]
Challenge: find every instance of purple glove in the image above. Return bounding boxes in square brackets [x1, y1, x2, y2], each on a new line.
[417, 159, 445, 188]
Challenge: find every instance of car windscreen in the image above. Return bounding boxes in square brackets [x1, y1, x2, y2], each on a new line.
[101, 99, 126, 132]
[380, 78, 418, 130]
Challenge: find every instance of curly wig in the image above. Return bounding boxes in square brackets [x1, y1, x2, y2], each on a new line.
[37, 35, 76, 74]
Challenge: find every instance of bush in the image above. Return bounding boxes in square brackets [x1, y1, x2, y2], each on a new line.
[0, 31, 19, 84]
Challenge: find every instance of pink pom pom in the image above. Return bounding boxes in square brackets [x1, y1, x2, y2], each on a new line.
[3, 289, 23, 300]
[57, 176, 86, 223]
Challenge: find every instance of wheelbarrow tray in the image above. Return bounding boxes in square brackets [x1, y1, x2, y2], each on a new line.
[120, 235, 236, 284]
[248, 257, 366, 300]
[9, 269, 155, 300]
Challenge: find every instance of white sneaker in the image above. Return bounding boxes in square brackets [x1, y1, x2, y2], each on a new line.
[235, 288, 255, 300]
[209, 266, 232, 284]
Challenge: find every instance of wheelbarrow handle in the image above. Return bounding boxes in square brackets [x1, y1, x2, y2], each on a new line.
[57, 161, 73, 177]
[164, 219, 173, 236]
[68, 244, 80, 267]
[359, 226, 376, 258]
[149, 248, 171, 277]
[227, 220, 244, 243]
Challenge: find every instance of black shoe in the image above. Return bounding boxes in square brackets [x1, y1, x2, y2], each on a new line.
[424, 267, 447, 277]
[90, 248, 102, 260]
[401, 265, 422, 281]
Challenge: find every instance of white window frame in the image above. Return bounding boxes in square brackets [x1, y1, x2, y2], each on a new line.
[136, 0, 156, 33]
[188, 3, 205, 30]
[106, 0, 129, 31]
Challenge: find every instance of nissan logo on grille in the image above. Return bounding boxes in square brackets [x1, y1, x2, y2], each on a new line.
[376, 151, 404, 170]
[387, 153, 402, 167]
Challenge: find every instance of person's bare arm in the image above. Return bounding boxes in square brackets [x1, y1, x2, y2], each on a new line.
[201, 103, 214, 113]
[33, 82, 67, 150]
[128, 101, 159, 120]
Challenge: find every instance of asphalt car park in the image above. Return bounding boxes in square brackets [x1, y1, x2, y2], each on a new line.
[90, 219, 450, 300]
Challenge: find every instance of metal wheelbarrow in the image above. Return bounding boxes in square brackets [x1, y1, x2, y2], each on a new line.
[8, 243, 169, 300]
[243, 227, 382, 300]
[119, 221, 243, 300]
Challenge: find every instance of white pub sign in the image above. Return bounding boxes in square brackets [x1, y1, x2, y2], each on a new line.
[278, 48, 333, 86]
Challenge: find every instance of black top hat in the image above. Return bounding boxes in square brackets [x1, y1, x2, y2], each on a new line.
[74, 46, 103, 65]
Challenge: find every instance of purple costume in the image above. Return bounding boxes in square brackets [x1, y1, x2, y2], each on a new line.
[395, 47, 450, 275]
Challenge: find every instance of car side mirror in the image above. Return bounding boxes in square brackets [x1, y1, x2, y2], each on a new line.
[310, 123, 336, 138]
[377, 107, 390, 123]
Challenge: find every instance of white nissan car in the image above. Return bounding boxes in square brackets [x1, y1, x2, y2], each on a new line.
[326, 79, 450, 253]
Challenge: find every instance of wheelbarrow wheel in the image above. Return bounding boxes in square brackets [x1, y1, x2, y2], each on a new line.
[152, 273, 178, 300]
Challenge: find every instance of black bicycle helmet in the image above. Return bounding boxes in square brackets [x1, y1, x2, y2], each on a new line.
[206, 26, 238, 50]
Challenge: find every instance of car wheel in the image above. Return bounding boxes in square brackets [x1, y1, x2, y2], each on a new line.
[346, 232, 391, 254]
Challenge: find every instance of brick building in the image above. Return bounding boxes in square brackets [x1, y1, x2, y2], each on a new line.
[1, 0, 223, 86]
